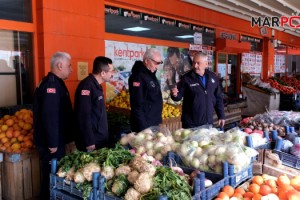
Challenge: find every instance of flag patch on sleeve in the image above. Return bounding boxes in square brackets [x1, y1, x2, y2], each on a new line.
[81, 90, 90, 96]
[47, 88, 56, 93]
[133, 82, 140, 87]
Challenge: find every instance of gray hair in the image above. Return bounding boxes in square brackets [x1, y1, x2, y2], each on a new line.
[143, 48, 161, 61]
[193, 52, 208, 61]
[50, 52, 71, 69]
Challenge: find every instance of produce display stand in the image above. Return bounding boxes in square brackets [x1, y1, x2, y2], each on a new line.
[1, 150, 40, 200]
[50, 159, 208, 200]
[241, 86, 280, 116]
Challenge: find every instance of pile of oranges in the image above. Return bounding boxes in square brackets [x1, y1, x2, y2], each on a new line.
[0, 109, 34, 153]
[215, 174, 300, 200]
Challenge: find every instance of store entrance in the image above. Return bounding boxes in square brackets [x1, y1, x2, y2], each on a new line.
[217, 53, 239, 98]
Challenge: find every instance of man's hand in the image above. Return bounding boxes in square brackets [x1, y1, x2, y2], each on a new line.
[49, 147, 57, 154]
[218, 119, 225, 128]
[86, 145, 96, 152]
[171, 86, 179, 97]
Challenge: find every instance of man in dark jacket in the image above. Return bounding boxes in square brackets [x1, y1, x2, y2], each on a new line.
[129, 48, 163, 132]
[33, 51, 74, 199]
[74, 56, 114, 152]
[171, 52, 225, 128]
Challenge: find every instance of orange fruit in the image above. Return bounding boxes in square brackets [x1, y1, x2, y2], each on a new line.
[232, 192, 243, 198]
[0, 119, 4, 125]
[252, 175, 264, 185]
[1, 125, 8, 132]
[12, 124, 21, 131]
[10, 138, 17, 144]
[1, 137, 8, 144]
[5, 119, 14, 127]
[23, 123, 32, 131]
[5, 129, 13, 139]
[18, 120, 25, 128]
[11, 142, 21, 150]
[0, 133, 5, 140]
[3, 141, 10, 148]
[249, 183, 260, 194]
[293, 184, 300, 191]
[252, 193, 262, 200]
[278, 191, 288, 200]
[278, 184, 294, 194]
[286, 189, 300, 200]
[259, 184, 272, 196]
[222, 185, 234, 197]
[277, 174, 290, 187]
[217, 192, 229, 200]
[234, 187, 245, 195]
[13, 130, 20, 138]
[17, 135, 24, 142]
[265, 179, 277, 188]
[23, 140, 33, 148]
[243, 192, 254, 198]
[271, 187, 278, 194]
[3, 115, 10, 120]
[291, 178, 300, 186]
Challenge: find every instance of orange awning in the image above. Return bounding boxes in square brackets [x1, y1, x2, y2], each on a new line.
[216, 38, 251, 53]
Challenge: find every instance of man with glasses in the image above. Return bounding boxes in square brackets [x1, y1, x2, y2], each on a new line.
[129, 48, 163, 132]
[171, 52, 225, 129]
[74, 56, 114, 151]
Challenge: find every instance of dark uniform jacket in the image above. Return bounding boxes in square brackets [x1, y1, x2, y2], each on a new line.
[74, 74, 108, 151]
[129, 61, 163, 132]
[172, 69, 225, 128]
[33, 72, 74, 159]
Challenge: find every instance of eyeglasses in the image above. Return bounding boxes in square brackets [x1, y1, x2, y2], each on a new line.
[149, 58, 163, 65]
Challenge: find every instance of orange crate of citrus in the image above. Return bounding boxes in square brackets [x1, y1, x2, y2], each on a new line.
[215, 174, 300, 200]
[0, 108, 34, 153]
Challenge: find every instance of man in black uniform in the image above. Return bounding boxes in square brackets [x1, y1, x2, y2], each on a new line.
[33, 51, 74, 199]
[171, 52, 225, 128]
[129, 48, 163, 132]
[74, 56, 114, 152]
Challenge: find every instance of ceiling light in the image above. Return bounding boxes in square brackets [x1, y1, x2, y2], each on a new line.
[123, 27, 150, 32]
[175, 35, 194, 39]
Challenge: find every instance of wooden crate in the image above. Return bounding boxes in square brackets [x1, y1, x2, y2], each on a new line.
[2, 150, 41, 200]
[252, 149, 265, 175]
[162, 117, 182, 133]
[263, 164, 300, 179]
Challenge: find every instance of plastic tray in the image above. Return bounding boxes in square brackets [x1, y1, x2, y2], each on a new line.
[273, 138, 300, 170]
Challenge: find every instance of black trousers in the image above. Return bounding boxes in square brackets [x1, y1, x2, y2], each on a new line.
[38, 146, 65, 199]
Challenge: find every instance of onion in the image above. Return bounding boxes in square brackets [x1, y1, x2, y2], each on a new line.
[144, 141, 154, 150]
[191, 158, 200, 168]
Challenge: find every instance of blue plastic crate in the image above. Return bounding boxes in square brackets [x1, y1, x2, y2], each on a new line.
[50, 159, 104, 200]
[51, 188, 81, 200]
[164, 151, 231, 200]
[228, 163, 253, 188]
[273, 138, 300, 170]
